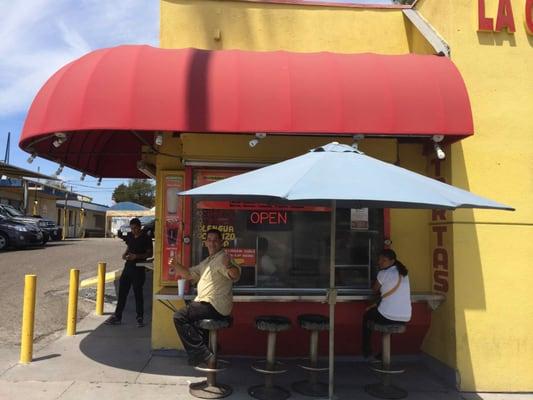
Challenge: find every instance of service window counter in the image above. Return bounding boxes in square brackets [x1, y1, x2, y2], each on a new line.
[155, 287, 444, 357]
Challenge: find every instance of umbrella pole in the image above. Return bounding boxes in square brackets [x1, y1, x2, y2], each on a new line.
[328, 200, 336, 399]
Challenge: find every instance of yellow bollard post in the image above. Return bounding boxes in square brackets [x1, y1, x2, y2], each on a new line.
[96, 262, 106, 316]
[66, 269, 80, 336]
[20, 274, 37, 364]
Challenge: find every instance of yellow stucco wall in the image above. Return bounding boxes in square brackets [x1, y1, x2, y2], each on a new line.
[415, 0, 533, 391]
[158, 0, 533, 391]
[161, 0, 410, 53]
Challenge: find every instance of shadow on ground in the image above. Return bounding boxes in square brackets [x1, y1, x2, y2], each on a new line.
[71, 269, 462, 398]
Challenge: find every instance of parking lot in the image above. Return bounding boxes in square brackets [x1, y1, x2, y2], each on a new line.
[0, 238, 125, 349]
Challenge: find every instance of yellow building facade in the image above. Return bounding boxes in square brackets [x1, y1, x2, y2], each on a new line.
[153, 0, 533, 392]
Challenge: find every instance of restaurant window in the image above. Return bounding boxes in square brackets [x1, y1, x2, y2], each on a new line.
[190, 170, 384, 289]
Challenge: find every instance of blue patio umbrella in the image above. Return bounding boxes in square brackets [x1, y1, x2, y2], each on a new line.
[179, 142, 513, 399]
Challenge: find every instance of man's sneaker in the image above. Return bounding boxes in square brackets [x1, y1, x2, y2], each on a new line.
[104, 315, 121, 325]
[196, 353, 216, 370]
[136, 317, 144, 327]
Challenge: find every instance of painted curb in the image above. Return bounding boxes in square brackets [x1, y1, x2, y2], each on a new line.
[80, 269, 123, 288]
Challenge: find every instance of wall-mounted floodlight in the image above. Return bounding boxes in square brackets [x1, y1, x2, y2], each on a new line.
[249, 132, 267, 148]
[432, 135, 446, 160]
[154, 133, 164, 147]
[351, 134, 365, 150]
[52, 132, 67, 148]
[137, 161, 156, 179]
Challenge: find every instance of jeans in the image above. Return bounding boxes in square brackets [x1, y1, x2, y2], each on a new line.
[114, 263, 146, 319]
[173, 301, 224, 363]
[361, 307, 401, 357]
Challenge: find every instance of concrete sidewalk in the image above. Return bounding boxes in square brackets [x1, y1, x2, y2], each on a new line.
[1, 286, 531, 399]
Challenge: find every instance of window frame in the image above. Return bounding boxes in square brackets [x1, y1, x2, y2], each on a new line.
[187, 167, 388, 290]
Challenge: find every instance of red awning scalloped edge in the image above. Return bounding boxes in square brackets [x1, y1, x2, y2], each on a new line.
[19, 45, 473, 178]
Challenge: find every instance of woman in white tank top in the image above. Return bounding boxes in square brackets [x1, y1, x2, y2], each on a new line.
[361, 249, 412, 359]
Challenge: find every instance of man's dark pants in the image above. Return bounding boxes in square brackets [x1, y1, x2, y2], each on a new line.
[173, 301, 223, 364]
[114, 262, 146, 319]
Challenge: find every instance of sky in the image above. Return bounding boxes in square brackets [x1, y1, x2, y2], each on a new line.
[0, 0, 394, 206]
[0, 0, 159, 206]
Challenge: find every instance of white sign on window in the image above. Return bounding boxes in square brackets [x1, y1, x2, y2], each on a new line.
[350, 208, 369, 230]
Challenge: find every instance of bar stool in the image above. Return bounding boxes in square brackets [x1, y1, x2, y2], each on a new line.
[248, 315, 292, 400]
[292, 314, 329, 397]
[364, 322, 407, 400]
[189, 316, 233, 399]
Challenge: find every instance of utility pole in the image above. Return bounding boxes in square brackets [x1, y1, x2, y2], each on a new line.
[62, 191, 68, 240]
[3, 132, 10, 163]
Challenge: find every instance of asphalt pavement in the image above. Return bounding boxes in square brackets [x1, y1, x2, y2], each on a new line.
[0, 238, 125, 349]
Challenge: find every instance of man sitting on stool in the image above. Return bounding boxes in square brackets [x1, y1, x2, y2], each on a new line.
[169, 229, 241, 367]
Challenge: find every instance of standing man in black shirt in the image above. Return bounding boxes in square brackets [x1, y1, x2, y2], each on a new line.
[105, 218, 153, 327]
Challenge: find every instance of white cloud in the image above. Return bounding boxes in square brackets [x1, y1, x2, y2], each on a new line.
[0, 0, 158, 117]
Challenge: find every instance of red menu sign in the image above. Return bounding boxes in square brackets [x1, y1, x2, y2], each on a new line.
[161, 174, 184, 284]
[226, 248, 256, 268]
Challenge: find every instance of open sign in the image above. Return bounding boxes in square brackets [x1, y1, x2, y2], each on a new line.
[247, 211, 292, 231]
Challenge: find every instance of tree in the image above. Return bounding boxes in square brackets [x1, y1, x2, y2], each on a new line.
[112, 179, 155, 208]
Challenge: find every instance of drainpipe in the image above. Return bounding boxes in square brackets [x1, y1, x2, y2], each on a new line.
[62, 193, 68, 240]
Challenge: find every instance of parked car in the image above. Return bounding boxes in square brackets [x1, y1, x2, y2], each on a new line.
[0, 206, 48, 244]
[117, 216, 155, 240]
[31, 216, 63, 241]
[0, 204, 61, 241]
[0, 215, 44, 251]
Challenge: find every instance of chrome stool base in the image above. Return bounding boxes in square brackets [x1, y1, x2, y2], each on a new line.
[364, 382, 408, 399]
[292, 379, 328, 397]
[189, 381, 233, 399]
[248, 384, 291, 400]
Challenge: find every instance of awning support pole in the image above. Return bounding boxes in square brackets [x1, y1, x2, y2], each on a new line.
[328, 200, 336, 399]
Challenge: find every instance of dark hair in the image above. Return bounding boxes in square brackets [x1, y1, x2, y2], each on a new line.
[380, 249, 408, 277]
[206, 229, 223, 240]
[129, 218, 141, 227]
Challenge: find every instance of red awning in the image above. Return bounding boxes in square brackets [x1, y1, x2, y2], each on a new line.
[19, 45, 473, 178]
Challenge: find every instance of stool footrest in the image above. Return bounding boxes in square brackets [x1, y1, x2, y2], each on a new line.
[251, 360, 287, 375]
[298, 363, 329, 372]
[370, 366, 405, 375]
[194, 359, 230, 373]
